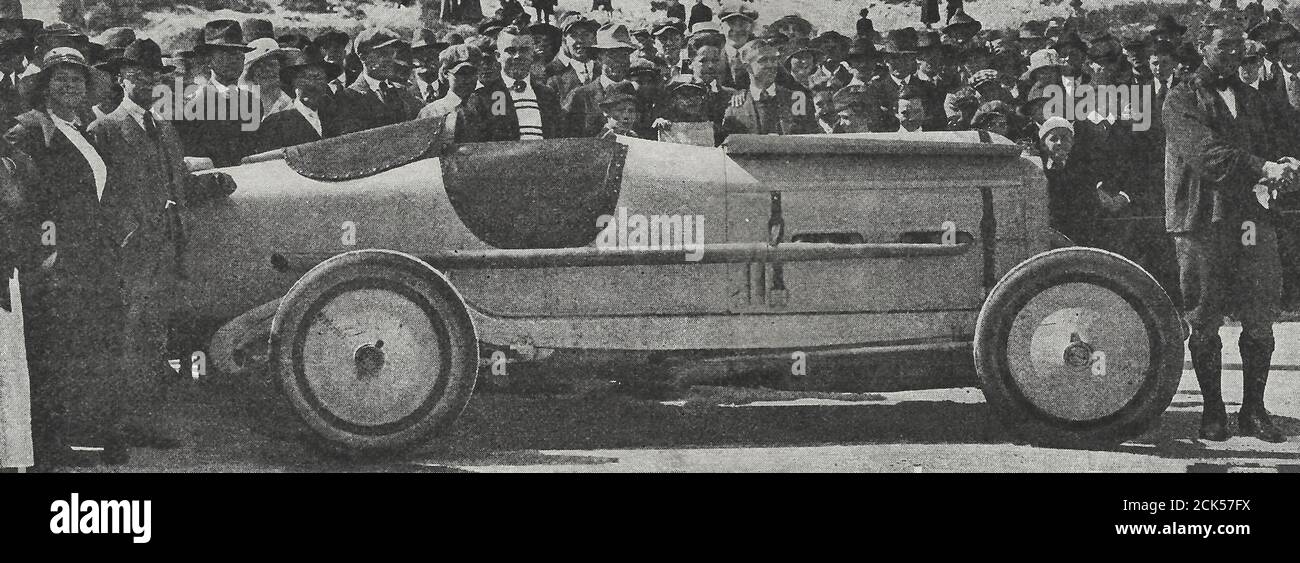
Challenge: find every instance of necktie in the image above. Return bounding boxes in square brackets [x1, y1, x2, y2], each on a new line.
[142, 111, 160, 142]
[379, 81, 396, 103]
[512, 80, 527, 93]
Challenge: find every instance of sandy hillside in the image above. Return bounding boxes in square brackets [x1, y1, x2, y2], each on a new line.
[18, 0, 1297, 51]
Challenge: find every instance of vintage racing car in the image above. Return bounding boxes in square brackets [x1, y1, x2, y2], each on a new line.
[173, 117, 1184, 456]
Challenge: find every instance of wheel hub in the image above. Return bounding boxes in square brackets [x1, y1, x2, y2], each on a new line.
[354, 340, 386, 379]
[1062, 335, 1094, 369]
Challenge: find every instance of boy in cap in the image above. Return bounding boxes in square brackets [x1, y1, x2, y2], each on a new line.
[596, 81, 643, 138]
[562, 23, 639, 138]
[418, 43, 482, 122]
[332, 27, 422, 135]
[895, 82, 928, 132]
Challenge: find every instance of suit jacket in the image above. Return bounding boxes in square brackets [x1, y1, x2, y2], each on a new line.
[1164, 66, 1280, 234]
[457, 77, 564, 143]
[561, 78, 622, 138]
[867, 74, 938, 132]
[252, 105, 326, 153]
[4, 110, 122, 293]
[88, 104, 188, 283]
[0, 73, 26, 138]
[721, 85, 819, 139]
[330, 74, 422, 137]
[171, 82, 256, 167]
[545, 56, 600, 103]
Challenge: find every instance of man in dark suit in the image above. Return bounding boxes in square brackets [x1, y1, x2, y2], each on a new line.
[90, 39, 236, 450]
[1165, 22, 1299, 443]
[172, 19, 256, 167]
[868, 28, 937, 133]
[458, 26, 562, 142]
[562, 24, 639, 138]
[0, 6, 39, 133]
[721, 37, 818, 138]
[545, 14, 599, 102]
[252, 47, 340, 152]
[330, 28, 422, 136]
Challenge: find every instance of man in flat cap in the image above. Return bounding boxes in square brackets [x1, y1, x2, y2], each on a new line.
[418, 43, 482, 122]
[457, 25, 562, 142]
[546, 14, 600, 101]
[868, 28, 937, 133]
[562, 24, 640, 138]
[721, 37, 817, 138]
[331, 27, 422, 135]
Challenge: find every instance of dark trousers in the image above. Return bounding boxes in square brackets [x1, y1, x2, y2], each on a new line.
[1174, 220, 1281, 342]
[23, 281, 127, 444]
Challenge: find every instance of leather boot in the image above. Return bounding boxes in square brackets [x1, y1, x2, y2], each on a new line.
[1238, 334, 1286, 443]
[1189, 331, 1229, 441]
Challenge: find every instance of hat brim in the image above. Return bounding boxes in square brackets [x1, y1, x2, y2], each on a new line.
[195, 42, 255, 54]
[594, 41, 639, 51]
[943, 22, 982, 35]
[598, 94, 638, 108]
[283, 60, 343, 81]
[98, 58, 176, 74]
[411, 42, 450, 54]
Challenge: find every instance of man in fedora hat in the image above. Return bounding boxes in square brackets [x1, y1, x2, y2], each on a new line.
[417, 43, 481, 122]
[1053, 31, 1090, 99]
[546, 14, 601, 101]
[808, 31, 852, 89]
[173, 19, 256, 167]
[457, 25, 562, 142]
[721, 36, 817, 138]
[409, 28, 450, 104]
[651, 19, 687, 79]
[868, 28, 936, 132]
[1151, 14, 1187, 45]
[253, 46, 342, 151]
[942, 9, 981, 50]
[562, 23, 640, 138]
[90, 38, 235, 453]
[313, 29, 350, 93]
[331, 27, 422, 136]
[243, 18, 274, 44]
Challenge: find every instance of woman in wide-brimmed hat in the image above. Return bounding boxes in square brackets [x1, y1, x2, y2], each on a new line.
[4, 47, 129, 469]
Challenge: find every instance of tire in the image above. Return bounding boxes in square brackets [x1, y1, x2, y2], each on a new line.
[974, 247, 1182, 448]
[270, 250, 478, 457]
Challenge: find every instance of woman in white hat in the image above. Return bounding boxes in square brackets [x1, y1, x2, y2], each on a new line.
[5, 47, 128, 468]
[240, 37, 293, 122]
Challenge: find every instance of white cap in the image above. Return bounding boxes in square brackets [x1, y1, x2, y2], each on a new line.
[1038, 116, 1074, 140]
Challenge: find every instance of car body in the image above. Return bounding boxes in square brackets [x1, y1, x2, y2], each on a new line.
[175, 118, 1183, 455]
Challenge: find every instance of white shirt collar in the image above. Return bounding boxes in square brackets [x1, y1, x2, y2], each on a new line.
[501, 71, 534, 94]
[362, 71, 386, 96]
[553, 51, 573, 67]
[208, 71, 231, 93]
[294, 98, 322, 136]
[599, 74, 618, 89]
[749, 83, 777, 101]
[440, 90, 463, 108]
[118, 96, 161, 130]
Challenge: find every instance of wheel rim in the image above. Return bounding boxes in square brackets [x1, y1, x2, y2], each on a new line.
[1003, 282, 1152, 422]
[298, 285, 448, 428]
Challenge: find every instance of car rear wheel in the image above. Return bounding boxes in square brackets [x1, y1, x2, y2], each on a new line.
[974, 248, 1182, 448]
[271, 250, 478, 457]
